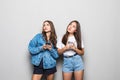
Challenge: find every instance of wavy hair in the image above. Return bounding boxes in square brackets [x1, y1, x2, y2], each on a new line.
[42, 20, 57, 47]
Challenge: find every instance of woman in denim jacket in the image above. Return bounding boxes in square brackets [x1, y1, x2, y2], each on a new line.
[57, 20, 84, 80]
[28, 20, 59, 80]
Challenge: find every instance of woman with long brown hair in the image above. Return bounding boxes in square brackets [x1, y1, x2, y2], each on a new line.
[57, 20, 84, 80]
[28, 20, 59, 80]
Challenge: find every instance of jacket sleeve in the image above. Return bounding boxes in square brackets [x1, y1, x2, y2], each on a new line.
[28, 34, 44, 55]
[49, 47, 59, 59]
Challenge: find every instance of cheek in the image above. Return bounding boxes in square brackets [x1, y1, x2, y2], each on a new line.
[43, 26, 45, 30]
[47, 26, 51, 31]
[74, 29, 76, 32]
[72, 28, 76, 32]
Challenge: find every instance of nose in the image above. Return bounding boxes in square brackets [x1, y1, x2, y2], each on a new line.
[69, 25, 72, 29]
[44, 26, 47, 30]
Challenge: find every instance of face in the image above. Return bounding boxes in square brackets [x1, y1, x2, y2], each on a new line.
[43, 22, 51, 32]
[67, 22, 77, 34]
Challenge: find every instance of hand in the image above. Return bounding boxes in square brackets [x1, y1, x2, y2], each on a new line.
[69, 43, 77, 51]
[42, 44, 48, 50]
[46, 44, 52, 50]
[64, 43, 70, 51]
[42, 44, 52, 50]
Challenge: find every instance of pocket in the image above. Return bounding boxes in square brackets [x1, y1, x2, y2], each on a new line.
[74, 55, 84, 65]
[63, 58, 72, 67]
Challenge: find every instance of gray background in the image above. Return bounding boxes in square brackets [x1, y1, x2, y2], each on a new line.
[0, 0, 120, 80]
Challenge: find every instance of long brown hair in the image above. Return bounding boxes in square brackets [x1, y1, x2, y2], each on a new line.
[62, 20, 82, 50]
[42, 20, 57, 47]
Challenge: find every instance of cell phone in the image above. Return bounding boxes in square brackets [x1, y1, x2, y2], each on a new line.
[46, 42, 51, 45]
[68, 41, 74, 45]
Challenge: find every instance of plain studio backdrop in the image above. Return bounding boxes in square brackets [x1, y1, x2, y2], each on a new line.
[0, 0, 120, 80]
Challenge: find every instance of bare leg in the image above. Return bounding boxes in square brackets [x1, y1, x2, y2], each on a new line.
[63, 72, 73, 80]
[74, 70, 84, 80]
[32, 74, 43, 80]
[47, 74, 54, 80]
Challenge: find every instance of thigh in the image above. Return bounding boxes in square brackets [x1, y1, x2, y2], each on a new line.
[32, 74, 43, 80]
[74, 70, 84, 80]
[63, 72, 73, 80]
[47, 74, 54, 80]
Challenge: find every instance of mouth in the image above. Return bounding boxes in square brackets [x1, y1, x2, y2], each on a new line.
[44, 28, 48, 31]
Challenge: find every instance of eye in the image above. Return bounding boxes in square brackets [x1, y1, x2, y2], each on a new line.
[47, 24, 50, 26]
[73, 25, 76, 28]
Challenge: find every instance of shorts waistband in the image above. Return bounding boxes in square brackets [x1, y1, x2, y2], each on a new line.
[64, 53, 77, 58]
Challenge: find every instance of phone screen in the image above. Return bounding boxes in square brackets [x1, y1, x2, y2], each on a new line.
[46, 42, 51, 45]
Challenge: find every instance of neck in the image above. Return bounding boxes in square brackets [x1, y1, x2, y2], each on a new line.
[46, 32, 51, 40]
[68, 33, 74, 37]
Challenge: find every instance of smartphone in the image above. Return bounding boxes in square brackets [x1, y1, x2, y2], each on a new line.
[46, 42, 51, 45]
[68, 41, 74, 46]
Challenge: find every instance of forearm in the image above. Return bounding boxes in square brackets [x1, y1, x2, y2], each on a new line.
[57, 47, 66, 55]
[49, 48, 59, 59]
[28, 46, 44, 55]
[74, 48, 84, 55]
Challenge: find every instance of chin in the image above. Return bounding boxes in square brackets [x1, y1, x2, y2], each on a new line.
[68, 31, 73, 33]
[67, 30, 71, 33]
[45, 31, 51, 33]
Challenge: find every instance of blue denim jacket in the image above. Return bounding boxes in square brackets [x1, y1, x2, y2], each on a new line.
[28, 33, 59, 69]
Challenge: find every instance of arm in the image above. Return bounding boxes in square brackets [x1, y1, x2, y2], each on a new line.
[57, 44, 70, 55]
[74, 48, 84, 55]
[28, 34, 44, 55]
[45, 44, 59, 59]
[49, 47, 59, 59]
[57, 47, 66, 55]
[70, 44, 84, 55]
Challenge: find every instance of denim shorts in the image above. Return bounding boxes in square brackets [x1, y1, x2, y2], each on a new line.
[62, 54, 84, 72]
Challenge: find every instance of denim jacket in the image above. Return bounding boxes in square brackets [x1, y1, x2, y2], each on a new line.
[28, 33, 59, 69]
